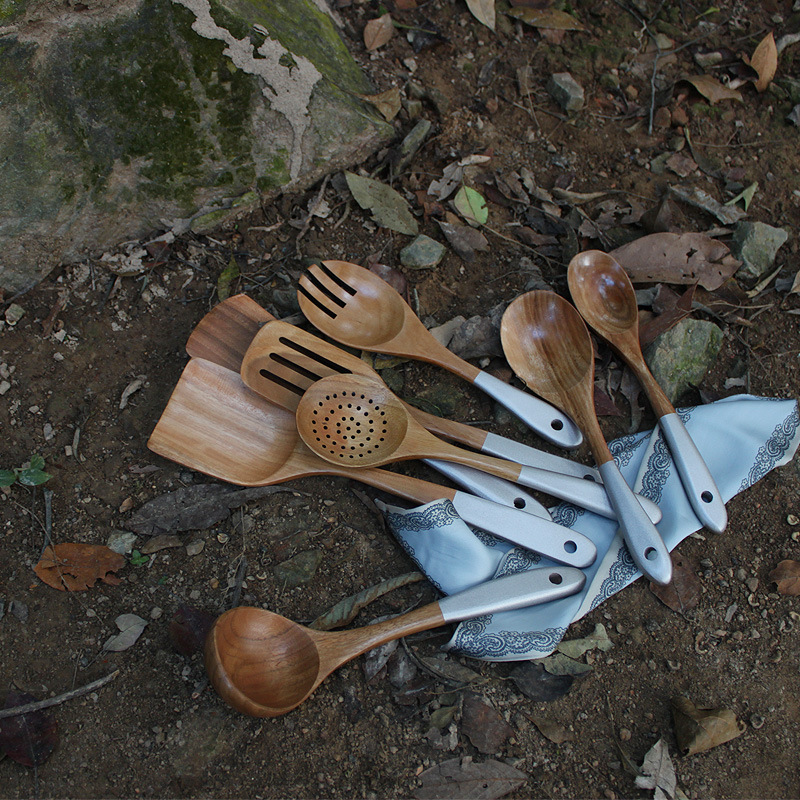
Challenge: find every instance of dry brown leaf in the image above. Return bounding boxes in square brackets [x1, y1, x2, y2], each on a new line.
[639, 285, 695, 348]
[461, 695, 515, 753]
[683, 74, 743, 105]
[768, 559, 800, 595]
[530, 715, 573, 743]
[364, 13, 394, 51]
[610, 232, 741, 291]
[671, 696, 745, 755]
[415, 757, 527, 800]
[749, 32, 777, 92]
[34, 543, 125, 591]
[465, 0, 495, 31]
[357, 87, 402, 121]
[507, 7, 587, 31]
[649, 553, 700, 613]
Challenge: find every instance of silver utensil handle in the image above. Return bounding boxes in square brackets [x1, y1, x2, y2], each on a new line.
[450, 492, 597, 568]
[438, 566, 586, 623]
[598, 461, 672, 585]
[424, 459, 551, 520]
[515, 464, 662, 523]
[481, 431, 602, 482]
[472, 371, 583, 449]
[658, 413, 727, 533]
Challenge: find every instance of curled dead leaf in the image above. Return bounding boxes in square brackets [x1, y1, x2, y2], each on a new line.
[749, 32, 777, 92]
[649, 553, 701, 613]
[34, 543, 125, 591]
[507, 7, 588, 31]
[671, 696, 745, 755]
[364, 13, 394, 51]
[682, 74, 743, 105]
[357, 87, 402, 122]
[768, 559, 800, 595]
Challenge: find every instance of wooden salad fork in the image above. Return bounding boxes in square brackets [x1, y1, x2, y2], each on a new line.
[296, 260, 584, 449]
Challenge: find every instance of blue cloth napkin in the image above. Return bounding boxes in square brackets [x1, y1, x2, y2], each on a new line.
[380, 395, 800, 661]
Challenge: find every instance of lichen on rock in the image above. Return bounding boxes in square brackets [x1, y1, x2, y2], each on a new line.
[0, 0, 391, 292]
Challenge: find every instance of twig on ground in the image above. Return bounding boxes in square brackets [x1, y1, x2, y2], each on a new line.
[0, 671, 120, 719]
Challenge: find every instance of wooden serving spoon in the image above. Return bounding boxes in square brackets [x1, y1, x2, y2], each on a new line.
[500, 291, 673, 586]
[567, 250, 727, 533]
[205, 565, 585, 717]
[295, 372, 658, 523]
[148, 358, 597, 567]
[297, 260, 583, 449]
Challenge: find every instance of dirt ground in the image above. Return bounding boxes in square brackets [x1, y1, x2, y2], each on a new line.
[2, 1, 800, 797]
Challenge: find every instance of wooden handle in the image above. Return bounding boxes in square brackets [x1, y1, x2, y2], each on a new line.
[317, 603, 446, 665]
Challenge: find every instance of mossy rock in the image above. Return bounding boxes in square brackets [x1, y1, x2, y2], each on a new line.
[0, 0, 392, 292]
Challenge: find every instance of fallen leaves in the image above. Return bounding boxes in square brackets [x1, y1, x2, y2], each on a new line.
[635, 738, 678, 798]
[507, 7, 588, 32]
[0, 689, 59, 767]
[34, 543, 125, 592]
[169, 605, 216, 656]
[453, 186, 488, 227]
[465, 0, 495, 32]
[682, 75, 743, 105]
[103, 613, 148, 652]
[671, 696, 745, 755]
[414, 756, 527, 800]
[610, 232, 741, 291]
[509, 662, 573, 702]
[649, 554, 701, 613]
[124, 483, 293, 537]
[460, 695, 515, 754]
[748, 32, 777, 92]
[768, 559, 800, 595]
[345, 172, 419, 235]
[364, 14, 394, 51]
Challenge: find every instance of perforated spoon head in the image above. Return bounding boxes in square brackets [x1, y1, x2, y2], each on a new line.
[296, 374, 413, 467]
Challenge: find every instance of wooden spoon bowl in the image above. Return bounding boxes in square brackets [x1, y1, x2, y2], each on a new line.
[567, 250, 727, 533]
[501, 291, 673, 585]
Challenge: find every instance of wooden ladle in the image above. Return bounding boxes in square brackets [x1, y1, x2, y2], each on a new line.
[567, 250, 727, 533]
[500, 291, 673, 586]
[205, 565, 585, 717]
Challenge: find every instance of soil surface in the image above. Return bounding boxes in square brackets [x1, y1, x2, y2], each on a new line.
[2, 1, 800, 798]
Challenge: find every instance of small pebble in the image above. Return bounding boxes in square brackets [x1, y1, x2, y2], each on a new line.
[735, 568, 747, 582]
[150, 606, 163, 620]
[746, 577, 759, 593]
[619, 728, 631, 741]
[186, 539, 205, 556]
